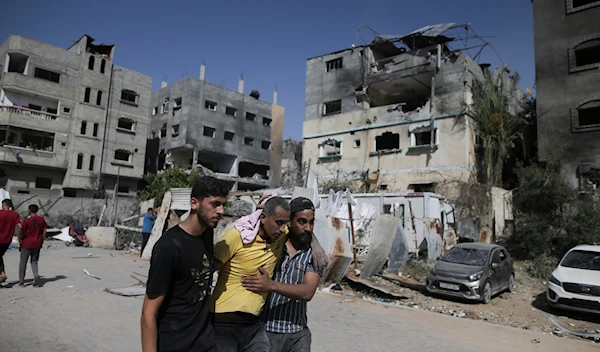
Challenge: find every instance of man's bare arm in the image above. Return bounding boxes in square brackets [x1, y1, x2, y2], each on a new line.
[242, 267, 320, 301]
[141, 293, 165, 352]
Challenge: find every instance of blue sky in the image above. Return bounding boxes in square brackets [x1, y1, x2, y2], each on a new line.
[0, 0, 534, 140]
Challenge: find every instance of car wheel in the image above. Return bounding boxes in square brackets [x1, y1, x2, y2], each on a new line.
[482, 282, 492, 304]
[508, 274, 516, 293]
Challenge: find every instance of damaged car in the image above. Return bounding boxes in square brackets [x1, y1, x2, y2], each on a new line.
[426, 243, 515, 304]
[546, 245, 600, 314]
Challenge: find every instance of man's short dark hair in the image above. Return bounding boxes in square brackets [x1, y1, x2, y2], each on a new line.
[191, 176, 229, 201]
[29, 204, 39, 213]
[263, 196, 290, 216]
[148, 207, 154, 212]
[2, 199, 13, 208]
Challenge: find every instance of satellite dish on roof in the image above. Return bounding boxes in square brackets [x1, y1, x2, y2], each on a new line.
[250, 90, 260, 99]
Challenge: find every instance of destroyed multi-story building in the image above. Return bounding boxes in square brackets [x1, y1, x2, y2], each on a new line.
[148, 67, 284, 190]
[533, 0, 600, 189]
[0, 35, 152, 197]
[303, 23, 506, 193]
[280, 139, 304, 188]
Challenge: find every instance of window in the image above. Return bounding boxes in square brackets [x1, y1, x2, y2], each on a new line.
[46, 107, 57, 115]
[89, 155, 95, 171]
[120, 89, 138, 105]
[574, 40, 600, 67]
[245, 112, 256, 122]
[205, 100, 217, 111]
[160, 123, 167, 138]
[100, 59, 106, 74]
[326, 58, 343, 72]
[319, 139, 342, 157]
[573, 0, 600, 9]
[80, 121, 87, 135]
[379, 184, 389, 191]
[224, 131, 235, 141]
[261, 141, 271, 150]
[174, 97, 182, 111]
[323, 100, 342, 116]
[96, 91, 103, 106]
[63, 107, 71, 114]
[354, 139, 361, 148]
[35, 177, 52, 189]
[118, 185, 130, 194]
[203, 126, 216, 138]
[579, 105, 600, 126]
[152, 107, 158, 116]
[160, 97, 169, 114]
[88, 56, 95, 70]
[572, 100, 600, 131]
[93, 123, 99, 137]
[34, 68, 60, 83]
[172, 124, 180, 137]
[226, 106, 237, 117]
[28, 104, 41, 111]
[117, 118, 135, 131]
[76, 153, 83, 169]
[413, 129, 437, 147]
[1, 126, 55, 151]
[114, 149, 131, 162]
[263, 117, 272, 126]
[375, 132, 400, 151]
[84, 88, 91, 103]
[7, 53, 29, 74]
[244, 137, 254, 146]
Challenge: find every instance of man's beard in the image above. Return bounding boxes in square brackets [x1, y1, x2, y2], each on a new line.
[297, 231, 312, 245]
[197, 211, 218, 228]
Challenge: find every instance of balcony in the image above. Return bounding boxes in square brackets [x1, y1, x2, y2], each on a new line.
[0, 105, 57, 121]
[0, 145, 68, 169]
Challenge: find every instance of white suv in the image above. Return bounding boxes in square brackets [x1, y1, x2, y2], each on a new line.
[546, 245, 600, 314]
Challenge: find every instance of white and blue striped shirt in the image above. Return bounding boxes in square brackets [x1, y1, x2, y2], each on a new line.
[263, 244, 315, 334]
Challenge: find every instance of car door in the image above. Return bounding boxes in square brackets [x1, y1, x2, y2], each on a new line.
[498, 249, 511, 288]
[490, 249, 503, 291]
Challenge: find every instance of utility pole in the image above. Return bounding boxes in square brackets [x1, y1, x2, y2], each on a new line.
[112, 165, 120, 226]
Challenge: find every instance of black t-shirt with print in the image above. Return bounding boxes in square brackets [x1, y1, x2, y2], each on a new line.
[147, 225, 214, 352]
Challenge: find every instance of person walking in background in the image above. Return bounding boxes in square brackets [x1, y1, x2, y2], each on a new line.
[0, 199, 21, 284]
[141, 208, 156, 255]
[18, 204, 47, 287]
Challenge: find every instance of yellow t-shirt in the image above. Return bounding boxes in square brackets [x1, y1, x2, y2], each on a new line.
[211, 227, 287, 316]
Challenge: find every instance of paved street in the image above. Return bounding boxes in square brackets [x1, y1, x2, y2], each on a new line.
[0, 245, 597, 352]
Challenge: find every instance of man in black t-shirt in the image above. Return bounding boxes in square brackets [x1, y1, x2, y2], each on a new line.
[141, 176, 229, 352]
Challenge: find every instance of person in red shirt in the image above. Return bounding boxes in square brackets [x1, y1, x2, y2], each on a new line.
[17, 204, 47, 287]
[0, 199, 22, 284]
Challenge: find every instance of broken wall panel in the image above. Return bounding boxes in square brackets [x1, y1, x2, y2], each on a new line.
[385, 222, 409, 274]
[314, 215, 353, 283]
[360, 214, 401, 279]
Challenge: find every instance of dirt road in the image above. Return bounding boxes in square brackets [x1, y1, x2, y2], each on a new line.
[0, 245, 597, 352]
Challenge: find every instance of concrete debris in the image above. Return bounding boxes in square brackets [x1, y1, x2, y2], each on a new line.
[531, 338, 540, 344]
[105, 285, 146, 297]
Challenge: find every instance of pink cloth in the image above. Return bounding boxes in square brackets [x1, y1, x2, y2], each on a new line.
[233, 193, 278, 244]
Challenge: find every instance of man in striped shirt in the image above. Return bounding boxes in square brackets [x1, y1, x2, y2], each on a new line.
[242, 197, 320, 352]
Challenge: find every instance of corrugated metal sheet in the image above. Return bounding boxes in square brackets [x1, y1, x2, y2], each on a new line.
[385, 223, 408, 274]
[360, 215, 400, 279]
[292, 187, 315, 201]
[314, 216, 353, 283]
[170, 188, 191, 211]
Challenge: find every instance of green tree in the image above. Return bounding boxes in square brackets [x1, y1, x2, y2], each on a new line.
[138, 166, 207, 205]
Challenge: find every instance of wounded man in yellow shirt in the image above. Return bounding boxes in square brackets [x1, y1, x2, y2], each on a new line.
[211, 196, 291, 352]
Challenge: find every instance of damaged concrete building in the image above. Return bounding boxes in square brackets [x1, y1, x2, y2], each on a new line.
[280, 139, 304, 188]
[303, 23, 495, 193]
[147, 67, 284, 190]
[0, 35, 152, 197]
[533, 0, 600, 189]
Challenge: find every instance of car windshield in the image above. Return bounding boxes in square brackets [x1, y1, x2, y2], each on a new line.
[441, 247, 489, 266]
[561, 250, 600, 271]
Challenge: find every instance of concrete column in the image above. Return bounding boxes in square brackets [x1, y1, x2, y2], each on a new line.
[231, 158, 239, 176]
[192, 147, 198, 169]
[238, 76, 244, 94]
[273, 88, 278, 105]
[200, 64, 206, 81]
[161, 81, 167, 88]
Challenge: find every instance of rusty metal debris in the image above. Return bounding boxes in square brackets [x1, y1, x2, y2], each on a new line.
[345, 275, 410, 300]
[360, 215, 401, 279]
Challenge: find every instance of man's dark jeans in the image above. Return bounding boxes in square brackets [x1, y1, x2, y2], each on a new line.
[266, 328, 311, 352]
[214, 321, 270, 352]
[141, 232, 151, 255]
[0, 243, 9, 274]
[19, 248, 40, 284]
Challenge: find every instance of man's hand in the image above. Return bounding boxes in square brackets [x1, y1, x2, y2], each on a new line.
[241, 267, 273, 292]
